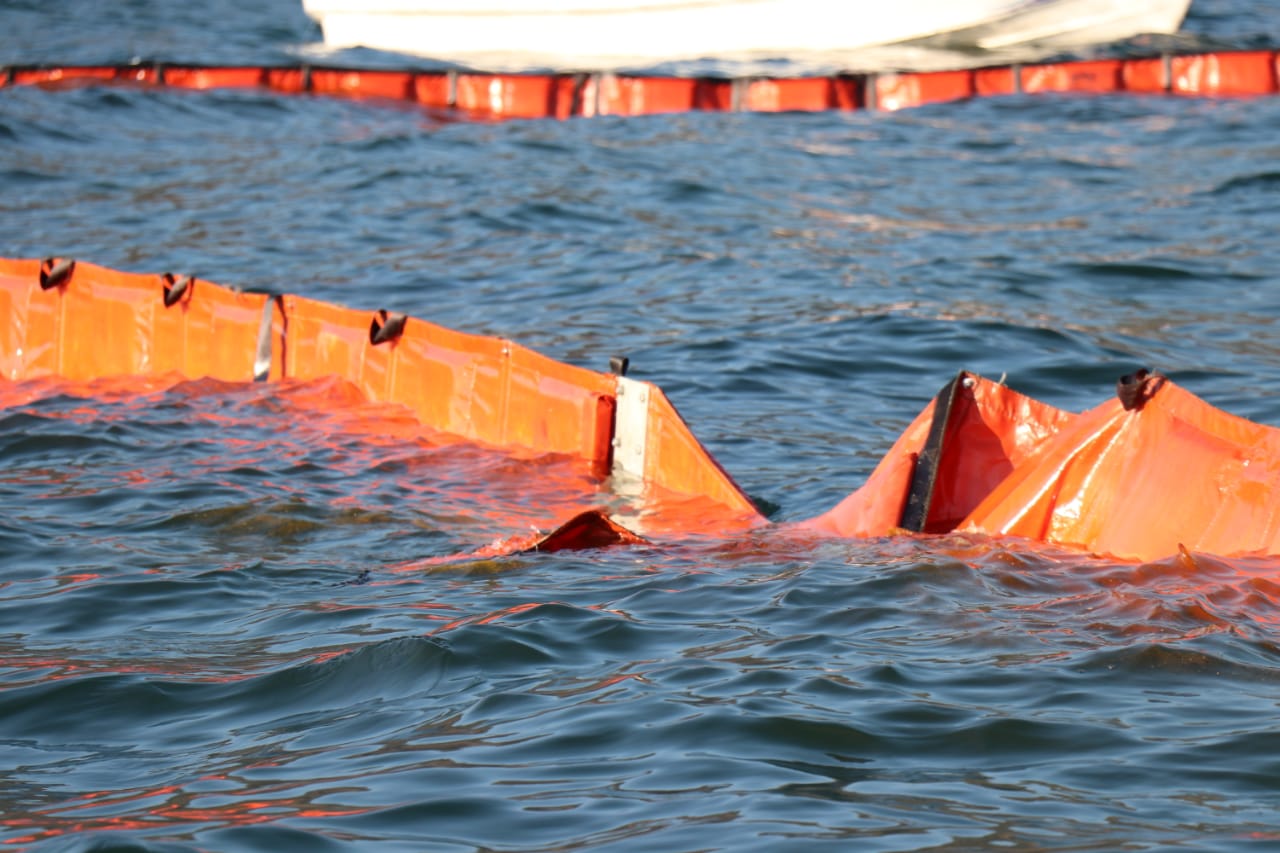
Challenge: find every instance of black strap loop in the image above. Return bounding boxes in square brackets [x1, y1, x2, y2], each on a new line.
[608, 355, 629, 376]
[161, 273, 192, 307]
[369, 310, 406, 345]
[1116, 368, 1165, 411]
[39, 257, 75, 290]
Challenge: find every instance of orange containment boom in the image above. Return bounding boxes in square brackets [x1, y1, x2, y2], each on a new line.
[4, 256, 1280, 564]
[799, 370, 1280, 561]
[2, 50, 1278, 120]
[0, 257, 764, 540]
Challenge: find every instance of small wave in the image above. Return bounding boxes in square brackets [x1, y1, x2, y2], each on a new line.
[236, 635, 451, 706]
[159, 499, 330, 542]
[1210, 171, 1280, 196]
[1068, 260, 1199, 281]
[0, 425, 133, 463]
[1075, 642, 1280, 683]
[0, 166, 66, 185]
[438, 601, 650, 670]
[37, 834, 203, 852]
[0, 637, 451, 743]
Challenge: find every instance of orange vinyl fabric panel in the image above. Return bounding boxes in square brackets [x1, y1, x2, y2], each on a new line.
[628, 383, 763, 532]
[412, 72, 453, 109]
[162, 66, 267, 90]
[804, 372, 1280, 561]
[743, 78, 832, 112]
[1169, 51, 1280, 96]
[0, 258, 60, 379]
[963, 381, 1280, 561]
[691, 79, 733, 112]
[873, 70, 975, 111]
[919, 376, 1075, 533]
[309, 68, 416, 101]
[503, 345, 616, 467]
[1021, 60, 1124, 94]
[1117, 52, 1280, 96]
[423, 73, 586, 119]
[263, 67, 309, 95]
[973, 66, 1019, 98]
[593, 75, 699, 116]
[10, 67, 121, 86]
[276, 293, 617, 467]
[0, 258, 267, 382]
[454, 74, 557, 119]
[800, 374, 1073, 537]
[1121, 57, 1173, 93]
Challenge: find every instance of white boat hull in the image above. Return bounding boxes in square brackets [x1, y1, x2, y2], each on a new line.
[301, 0, 1194, 71]
[930, 0, 1193, 50]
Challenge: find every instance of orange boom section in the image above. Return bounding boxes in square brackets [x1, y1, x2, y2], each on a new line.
[802, 371, 1280, 562]
[0, 257, 763, 539]
[4, 257, 1280, 564]
[272, 293, 616, 467]
[801, 373, 1076, 538]
[0, 258, 271, 383]
[5, 54, 1280, 562]
[3, 50, 1278, 120]
[961, 373, 1280, 561]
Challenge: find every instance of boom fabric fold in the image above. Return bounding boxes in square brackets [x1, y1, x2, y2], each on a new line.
[799, 372, 1074, 538]
[801, 370, 1280, 561]
[961, 376, 1280, 560]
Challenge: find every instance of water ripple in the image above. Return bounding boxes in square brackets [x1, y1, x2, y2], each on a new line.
[3, 1, 1280, 849]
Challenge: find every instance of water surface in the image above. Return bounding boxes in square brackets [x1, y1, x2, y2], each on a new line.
[2, 1, 1280, 850]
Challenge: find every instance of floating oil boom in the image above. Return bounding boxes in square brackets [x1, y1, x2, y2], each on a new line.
[5, 257, 1280, 565]
[4, 50, 1278, 119]
[4, 52, 1280, 562]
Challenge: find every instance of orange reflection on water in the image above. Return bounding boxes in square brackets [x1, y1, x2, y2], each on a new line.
[0, 656, 183, 686]
[3, 776, 374, 847]
[915, 533, 1280, 647]
[0, 372, 622, 548]
[432, 600, 548, 634]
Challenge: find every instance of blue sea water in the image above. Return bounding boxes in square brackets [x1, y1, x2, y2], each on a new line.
[2, 1, 1280, 850]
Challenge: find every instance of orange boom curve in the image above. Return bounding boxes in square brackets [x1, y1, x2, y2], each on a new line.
[4, 256, 1280, 565]
[2, 50, 1278, 120]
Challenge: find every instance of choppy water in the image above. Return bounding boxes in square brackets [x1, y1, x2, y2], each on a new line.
[3, 1, 1280, 850]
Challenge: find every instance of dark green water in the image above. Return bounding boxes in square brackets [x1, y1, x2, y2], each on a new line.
[3, 1, 1280, 850]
